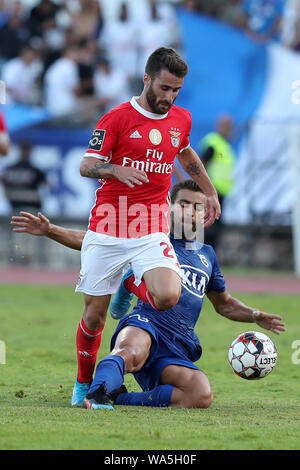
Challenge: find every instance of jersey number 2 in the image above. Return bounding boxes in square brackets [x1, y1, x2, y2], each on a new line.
[160, 242, 174, 259]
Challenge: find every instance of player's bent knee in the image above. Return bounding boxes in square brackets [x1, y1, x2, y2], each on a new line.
[112, 346, 143, 373]
[195, 391, 213, 409]
[182, 374, 213, 409]
[170, 382, 213, 409]
[185, 391, 213, 409]
[154, 289, 181, 311]
[83, 307, 107, 330]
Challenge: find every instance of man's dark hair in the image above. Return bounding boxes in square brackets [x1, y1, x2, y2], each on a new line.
[170, 179, 203, 203]
[145, 47, 188, 79]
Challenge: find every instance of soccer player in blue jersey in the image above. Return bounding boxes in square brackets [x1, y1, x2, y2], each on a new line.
[80, 180, 285, 409]
[11, 180, 285, 409]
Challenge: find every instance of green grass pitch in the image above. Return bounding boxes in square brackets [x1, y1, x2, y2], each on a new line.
[0, 283, 300, 450]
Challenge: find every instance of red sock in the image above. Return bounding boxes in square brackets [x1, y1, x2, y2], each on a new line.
[124, 275, 158, 310]
[76, 318, 103, 384]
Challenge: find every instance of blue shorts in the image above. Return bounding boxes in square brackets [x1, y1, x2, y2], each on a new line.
[110, 313, 201, 392]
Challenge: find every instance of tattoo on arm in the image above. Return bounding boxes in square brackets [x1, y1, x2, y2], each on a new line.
[81, 162, 114, 178]
[185, 161, 202, 177]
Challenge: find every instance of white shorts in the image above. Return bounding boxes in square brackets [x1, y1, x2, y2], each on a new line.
[75, 230, 181, 296]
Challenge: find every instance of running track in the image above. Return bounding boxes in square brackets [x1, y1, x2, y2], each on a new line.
[0, 267, 299, 294]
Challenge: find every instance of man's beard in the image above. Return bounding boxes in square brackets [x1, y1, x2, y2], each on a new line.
[146, 83, 173, 114]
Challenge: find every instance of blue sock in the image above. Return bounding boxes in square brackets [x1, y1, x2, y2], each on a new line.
[115, 384, 174, 407]
[89, 355, 125, 394]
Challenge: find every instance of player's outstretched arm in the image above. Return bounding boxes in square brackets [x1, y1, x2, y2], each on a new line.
[177, 147, 221, 227]
[11, 212, 85, 251]
[206, 290, 285, 335]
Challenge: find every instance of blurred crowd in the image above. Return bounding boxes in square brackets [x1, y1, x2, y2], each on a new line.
[1, 0, 300, 126]
[184, 0, 300, 50]
[0, 0, 181, 125]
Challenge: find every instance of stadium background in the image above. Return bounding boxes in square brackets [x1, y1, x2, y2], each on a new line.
[0, 0, 300, 277]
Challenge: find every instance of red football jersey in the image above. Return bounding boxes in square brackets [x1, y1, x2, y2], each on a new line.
[0, 111, 7, 132]
[85, 97, 191, 238]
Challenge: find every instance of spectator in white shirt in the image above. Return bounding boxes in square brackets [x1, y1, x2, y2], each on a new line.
[94, 57, 131, 113]
[99, 2, 138, 81]
[43, 44, 80, 116]
[1, 45, 43, 105]
[136, 1, 175, 78]
[134, 0, 180, 47]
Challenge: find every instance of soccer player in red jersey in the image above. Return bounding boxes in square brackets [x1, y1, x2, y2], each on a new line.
[0, 111, 10, 156]
[75, 47, 222, 404]
[72, 47, 221, 405]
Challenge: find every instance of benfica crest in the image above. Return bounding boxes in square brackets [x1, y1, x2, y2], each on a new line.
[169, 130, 181, 148]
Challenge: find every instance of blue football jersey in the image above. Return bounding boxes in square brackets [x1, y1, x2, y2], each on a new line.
[130, 233, 226, 362]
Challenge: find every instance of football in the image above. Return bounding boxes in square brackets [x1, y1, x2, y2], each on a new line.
[228, 331, 277, 380]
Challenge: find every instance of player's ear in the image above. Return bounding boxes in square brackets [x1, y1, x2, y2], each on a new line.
[143, 73, 151, 87]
